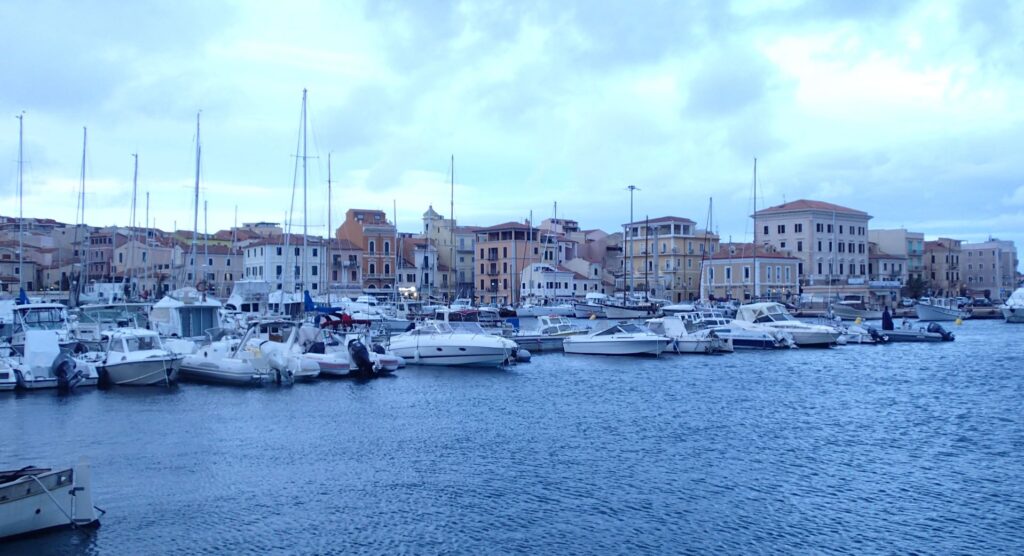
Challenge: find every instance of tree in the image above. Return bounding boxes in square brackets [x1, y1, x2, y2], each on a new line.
[904, 276, 927, 299]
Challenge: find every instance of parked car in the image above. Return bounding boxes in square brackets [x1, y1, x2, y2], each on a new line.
[972, 297, 992, 307]
[900, 298, 915, 307]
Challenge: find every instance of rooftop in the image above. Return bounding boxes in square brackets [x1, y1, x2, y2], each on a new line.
[754, 199, 870, 218]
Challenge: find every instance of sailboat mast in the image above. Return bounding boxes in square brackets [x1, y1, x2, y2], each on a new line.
[129, 152, 138, 298]
[145, 191, 150, 297]
[16, 113, 24, 294]
[301, 88, 308, 296]
[327, 153, 332, 305]
[752, 158, 758, 300]
[449, 154, 454, 303]
[191, 111, 201, 290]
[73, 126, 88, 299]
[204, 200, 209, 293]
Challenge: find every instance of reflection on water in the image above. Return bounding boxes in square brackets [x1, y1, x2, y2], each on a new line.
[2, 319, 1022, 553]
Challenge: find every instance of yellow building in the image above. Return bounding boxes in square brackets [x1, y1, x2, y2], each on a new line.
[622, 216, 720, 302]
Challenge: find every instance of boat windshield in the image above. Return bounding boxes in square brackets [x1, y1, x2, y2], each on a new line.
[125, 334, 161, 351]
[452, 322, 487, 334]
[17, 307, 67, 330]
[418, 321, 454, 334]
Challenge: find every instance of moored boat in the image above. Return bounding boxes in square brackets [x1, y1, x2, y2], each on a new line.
[914, 298, 967, 322]
[1001, 287, 1024, 323]
[562, 321, 671, 356]
[0, 459, 102, 541]
[735, 302, 841, 347]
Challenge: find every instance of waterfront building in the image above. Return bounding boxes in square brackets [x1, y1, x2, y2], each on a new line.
[621, 216, 720, 302]
[396, 236, 446, 301]
[111, 236, 183, 297]
[961, 238, 1018, 301]
[336, 209, 398, 292]
[704, 243, 800, 302]
[474, 221, 539, 305]
[753, 200, 872, 290]
[242, 234, 327, 293]
[323, 238, 363, 298]
[0, 244, 37, 292]
[560, 257, 613, 295]
[868, 228, 925, 283]
[520, 263, 575, 299]
[923, 237, 963, 297]
[421, 205, 477, 300]
[867, 243, 908, 284]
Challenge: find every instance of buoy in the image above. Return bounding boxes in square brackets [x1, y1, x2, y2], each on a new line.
[589, 313, 597, 320]
[854, 317, 862, 325]
[955, 317, 963, 325]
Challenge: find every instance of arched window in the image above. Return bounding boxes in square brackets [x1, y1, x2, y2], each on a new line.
[369, 263, 376, 275]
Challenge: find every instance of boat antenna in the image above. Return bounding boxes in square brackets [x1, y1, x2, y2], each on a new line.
[627, 184, 639, 300]
[449, 154, 455, 304]
[752, 158, 757, 301]
[190, 111, 201, 295]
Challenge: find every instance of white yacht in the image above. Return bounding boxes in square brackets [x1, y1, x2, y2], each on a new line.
[562, 322, 671, 356]
[84, 328, 182, 386]
[294, 324, 401, 378]
[735, 302, 842, 347]
[1001, 287, 1024, 323]
[0, 459, 102, 541]
[387, 320, 517, 366]
[915, 298, 967, 322]
[689, 311, 794, 349]
[646, 315, 732, 354]
[513, 315, 588, 351]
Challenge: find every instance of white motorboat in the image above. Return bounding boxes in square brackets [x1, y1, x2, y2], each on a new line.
[871, 321, 955, 342]
[71, 303, 152, 344]
[1001, 287, 1024, 323]
[646, 316, 732, 354]
[0, 459, 102, 541]
[9, 302, 78, 354]
[573, 293, 608, 318]
[830, 295, 883, 321]
[513, 315, 588, 351]
[601, 300, 660, 319]
[387, 320, 517, 367]
[914, 298, 967, 322]
[562, 322, 671, 356]
[179, 324, 297, 386]
[85, 328, 182, 386]
[689, 311, 794, 349]
[516, 301, 576, 318]
[1, 349, 19, 391]
[294, 324, 401, 378]
[13, 330, 99, 390]
[238, 320, 320, 381]
[735, 302, 842, 347]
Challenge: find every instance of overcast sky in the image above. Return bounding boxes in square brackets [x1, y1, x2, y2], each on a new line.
[2, 0, 1022, 266]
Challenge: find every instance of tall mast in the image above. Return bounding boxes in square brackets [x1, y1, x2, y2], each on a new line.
[449, 154, 454, 303]
[698, 197, 712, 302]
[393, 198, 398, 302]
[16, 113, 24, 294]
[327, 153, 332, 305]
[74, 126, 88, 299]
[627, 184, 639, 300]
[191, 111, 201, 290]
[129, 152, 139, 298]
[204, 199, 209, 293]
[145, 191, 150, 297]
[301, 88, 308, 296]
[752, 158, 757, 300]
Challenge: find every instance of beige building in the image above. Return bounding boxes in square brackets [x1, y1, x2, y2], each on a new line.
[868, 228, 925, 283]
[474, 221, 539, 305]
[421, 205, 477, 299]
[622, 216, 720, 302]
[923, 237, 963, 297]
[753, 199, 872, 289]
[704, 243, 800, 301]
[961, 239, 1018, 300]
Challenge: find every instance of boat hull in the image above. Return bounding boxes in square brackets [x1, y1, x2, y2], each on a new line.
[831, 305, 882, 321]
[602, 304, 659, 319]
[786, 330, 840, 347]
[179, 358, 275, 386]
[0, 464, 100, 541]
[573, 303, 605, 319]
[388, 344, 511, 366]
[102, 357, 181, 386]
[915, 303, 964, 322]
[1002, 306, 1024, 323]
[511, 335, 567, 352]
[563, 338, 670, 356]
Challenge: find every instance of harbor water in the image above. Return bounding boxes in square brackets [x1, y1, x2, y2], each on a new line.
[2, 319, 1022, 554]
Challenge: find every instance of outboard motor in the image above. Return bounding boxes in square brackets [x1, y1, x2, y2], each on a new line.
[867, 327, 889, 344]
[51, 353, 84, 391]
[926, 322, 955, 341]
[347, 338, 376, 379]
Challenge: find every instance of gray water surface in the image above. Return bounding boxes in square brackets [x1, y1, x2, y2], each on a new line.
[2, 319, 1022, 554]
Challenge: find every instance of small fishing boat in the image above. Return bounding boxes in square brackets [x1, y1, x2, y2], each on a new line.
[512, 315, 589, 351]
[914, 298, 967, 322]
[85, 328, 182, 386]
[0, 459, 102, 541]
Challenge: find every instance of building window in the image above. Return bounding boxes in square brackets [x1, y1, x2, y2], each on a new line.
[725, 267, 732, 281]
[369, 241, 375, 254]
[780, 241, 787, 249]
[827, 224, 833, 233]
[777, 224, 785, 234]
[794, 223, 803, 233]
[743, 266, 750, 280]
[276, 265, 282, 277]
[797, 241, 803, 252]
[312, 265, 318, 276]
[369, 263, 376, 275]
[277, 247, 282, 256]
[312, 248, 318, 257]
[763, 225, 769, 236]
[383, 264, 390, 276]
